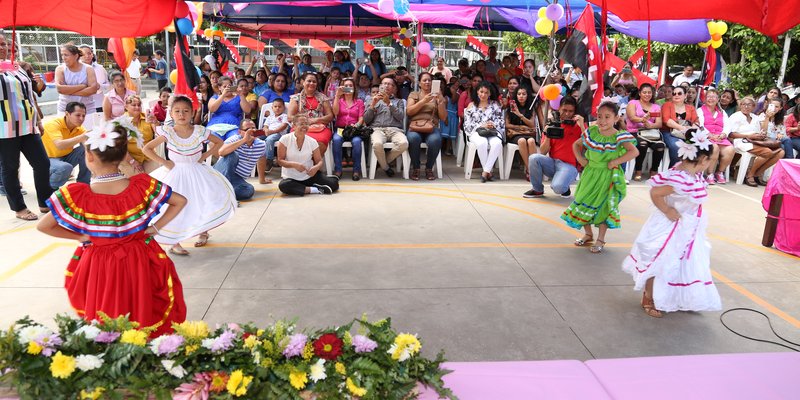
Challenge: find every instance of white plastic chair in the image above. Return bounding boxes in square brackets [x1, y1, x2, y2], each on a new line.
[368, 143, 410, 179]
[463, 135, 506, 180]
[503, 143, 520, 180]
[456, 129, 466, 167]
[257, 103, 272, 129]
[419, 143, 443, 179]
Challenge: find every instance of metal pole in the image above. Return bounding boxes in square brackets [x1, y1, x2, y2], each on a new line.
[165, 29, 172, 88]
[777, 35, 792, 87]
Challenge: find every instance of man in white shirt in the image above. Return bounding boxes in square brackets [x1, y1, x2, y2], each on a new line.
[483, 46, 500, 84]
[672, 64, 697, 87]
[126, 50, 142, 94]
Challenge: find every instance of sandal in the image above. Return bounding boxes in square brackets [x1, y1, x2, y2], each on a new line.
[352, 172, 361, 181]
[39, 207, 50, 214]
[410, 169, 420, 181]
[641, 292, 663, 318]
[169, 245, 190, 256]
[15, 209, 38, 221]
[633, 173, 643, 182]
[589, 240, 606, 254]
[574, 234, 593, 246]
[194, 233, 210, 248]
[425, 169, 435, 180]
[755, 177, 768, 186]
[744, 177, 758, 187]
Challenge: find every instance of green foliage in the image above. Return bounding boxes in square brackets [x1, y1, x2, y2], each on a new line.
[724, 24, 798, 96]
[610, 34, 704, 68]
[502, 32, 554, 60]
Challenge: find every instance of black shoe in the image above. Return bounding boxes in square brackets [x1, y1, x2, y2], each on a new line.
[755, 177, 768, 186]
[523, 189, 544, 198]
[352, 172, 361, 181]
[385, 167, 395, 177]
[312, 184, 333, 194]
[560, 189, 572, 198]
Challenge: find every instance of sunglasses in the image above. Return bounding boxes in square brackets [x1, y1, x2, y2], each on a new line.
[673, 92, 685, 96]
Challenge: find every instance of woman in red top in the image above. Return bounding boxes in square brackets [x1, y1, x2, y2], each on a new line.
[37, 121, 188, 337]
[288, 73, 334, 156]
[331, 78, 366, 180]
[661, 87, 698, 168]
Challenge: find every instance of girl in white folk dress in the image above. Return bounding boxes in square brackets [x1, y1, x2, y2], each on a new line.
[622, 129, 722, 318]
[143, 96, 237, 255]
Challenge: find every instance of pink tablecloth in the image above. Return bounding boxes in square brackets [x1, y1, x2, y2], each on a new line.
[586, 352, 800, 400]
[417, 360, 612, 400]
[762, 159, 800, 257]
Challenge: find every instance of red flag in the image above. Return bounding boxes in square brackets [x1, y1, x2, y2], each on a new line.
[558, 5, 604, 117]
[605, 52, 657, 87]
[516, 47, 525, 62]
[173, 24, 199, 109]
[627, 49, 646, 72]
[701, 47, 717, 87]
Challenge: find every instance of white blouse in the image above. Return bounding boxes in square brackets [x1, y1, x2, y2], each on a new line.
[279, 133, 319, 181]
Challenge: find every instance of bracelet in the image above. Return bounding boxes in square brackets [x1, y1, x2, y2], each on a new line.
[149, 225, 159, 234]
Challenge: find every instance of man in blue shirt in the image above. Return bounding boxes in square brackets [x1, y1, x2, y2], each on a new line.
[148, 50, 169, 90]
[332, 50, 355, 76]
[214, 120, 269, 200]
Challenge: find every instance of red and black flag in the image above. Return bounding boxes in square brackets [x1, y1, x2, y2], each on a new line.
[558, 5, 604, 118]
[172, 19, 200, 108]
[465, 35, 489, 57]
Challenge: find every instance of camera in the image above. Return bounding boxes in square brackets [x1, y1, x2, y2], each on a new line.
[544, 114, 567, 139]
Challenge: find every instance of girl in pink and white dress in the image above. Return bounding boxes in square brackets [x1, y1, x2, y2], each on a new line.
[622, 129, 722, 318]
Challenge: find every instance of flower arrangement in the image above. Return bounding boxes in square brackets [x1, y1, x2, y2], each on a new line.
[0, 313, 456, 399]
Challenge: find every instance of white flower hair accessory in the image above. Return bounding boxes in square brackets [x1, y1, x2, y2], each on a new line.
[677, 139, 699, 160]
[596, 96, 620, 112]
[690, 127, 711, 151]
[85, 116, 143, 152]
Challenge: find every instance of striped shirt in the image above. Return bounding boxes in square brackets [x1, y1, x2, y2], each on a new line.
[0, 67, 38, 139]
[225, 134, 266, 178]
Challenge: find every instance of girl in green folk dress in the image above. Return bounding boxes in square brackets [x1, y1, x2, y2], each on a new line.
[561, 101, 639, 253]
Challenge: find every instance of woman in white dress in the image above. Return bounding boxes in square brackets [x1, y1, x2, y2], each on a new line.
[143, 96, 236, 255]
[622, 129, 722, 318]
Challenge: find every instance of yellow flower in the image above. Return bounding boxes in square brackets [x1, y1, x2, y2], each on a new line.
[389, 333, 421, 361]
[256, 329, 265, 336]
[288, 370, 308, 390]
[80, 387, 105, 400]
[226, 370, 253, 397]
[335, 362, 346, 375]
[49, 351, 76, 379]
[184, 344, 199, 355]
[346, 377, 367, 397]
[262, 340, 274, 352]
[120, 330, 147, 347]
[26, 341, 43, 355]
[243, 335, 261, 350]
[173, 321, 209, 340]
[343, 331, 353, 347]
[302, 342, 314, 361]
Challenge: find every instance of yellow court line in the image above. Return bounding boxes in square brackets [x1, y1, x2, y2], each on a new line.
[239, 188, 278, 203]
[712, 270, 800, 329]
[708, 233, 798, 260]
[200, 242, 633, 250]
[0, 224, 36, 237]
[0, 242, 72, 282]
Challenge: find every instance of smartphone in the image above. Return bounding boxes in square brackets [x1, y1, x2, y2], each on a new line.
[253, 129, 266, 137]
[650, 111, 661, 118]
[431, 80, 441, 95]
[342, 87, 354, 93]
[767, 104, 777, 113]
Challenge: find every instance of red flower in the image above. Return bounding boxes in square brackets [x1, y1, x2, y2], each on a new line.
[208, 371, 229, 393]
[313, 333, 343, 360]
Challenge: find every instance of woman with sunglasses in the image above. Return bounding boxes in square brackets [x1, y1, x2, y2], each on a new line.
[661, 86, 698, 168]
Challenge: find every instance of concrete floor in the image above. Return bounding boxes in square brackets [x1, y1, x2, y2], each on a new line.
[1, 157, 798, 362]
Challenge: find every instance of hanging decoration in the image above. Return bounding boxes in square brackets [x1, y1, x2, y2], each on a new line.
[698, 20, 728, 49]
[534, 3, 563, 36]
[417, 41, 434, 68]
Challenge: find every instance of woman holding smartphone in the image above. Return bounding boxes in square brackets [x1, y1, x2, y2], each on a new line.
[406, 72, 447, 180]
[625, 83, 663, 181]
[331, 78, 365, 180]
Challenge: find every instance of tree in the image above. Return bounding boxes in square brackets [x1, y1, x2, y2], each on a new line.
[502, 32, 554, 61]
[724, 24, 798, 96]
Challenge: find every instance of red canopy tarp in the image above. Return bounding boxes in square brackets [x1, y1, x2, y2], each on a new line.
[586, 0, 800, 37]
[222, 22, 397, 40]
[0, 0, 178, 38]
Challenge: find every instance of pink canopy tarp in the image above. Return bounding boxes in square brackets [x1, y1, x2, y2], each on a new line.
[762, 159, 800, 258]
[222, 22, 397, 40]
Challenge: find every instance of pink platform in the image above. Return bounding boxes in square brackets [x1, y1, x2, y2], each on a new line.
[762, 159, 800, 257]
[417, 360, 612, 400]
[586, 352, 800, 400]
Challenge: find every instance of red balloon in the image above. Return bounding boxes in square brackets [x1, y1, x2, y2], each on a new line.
[418, 54, 431, 68]
[175, 1, 190, 18]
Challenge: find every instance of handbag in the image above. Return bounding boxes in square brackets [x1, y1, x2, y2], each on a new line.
[341, 125, 373, 141]
[308, 123, 327, 134]
[638, 128, 662, 142]
[409, 118, 435, 134]
[670, 120, 690, 140]
[476, 127, 499, 138]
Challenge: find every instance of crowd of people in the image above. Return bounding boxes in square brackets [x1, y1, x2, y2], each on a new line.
[1, 32, 797, 330]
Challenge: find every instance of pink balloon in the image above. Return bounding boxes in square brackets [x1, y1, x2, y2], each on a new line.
[428, 50, 436, 59]
[377, 0, 393, 14]
[417, 54, 432, 68]
[549, 97, 562, 110]
[418, 41, 432, 54]
[545, 4, 564, 21]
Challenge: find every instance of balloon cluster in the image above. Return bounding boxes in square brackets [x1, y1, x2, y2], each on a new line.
[417, 41, 436, 68]
[535, 4, 564, 36]
[541, 83, 563, 110]
[203, 26, 225, 40]
[398, 28, 413, 48]
[168, 1, 201, 36]
[377, 0, 410, 16]
[698, 20, 728, 49]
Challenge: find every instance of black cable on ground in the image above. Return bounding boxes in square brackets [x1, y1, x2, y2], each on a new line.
[719, 308, 800, 352]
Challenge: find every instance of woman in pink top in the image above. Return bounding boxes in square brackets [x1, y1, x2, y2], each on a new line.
[697, 88, 733, 184]
[102, 71, 134, 120]
[625, 83, 663, 181]
[331, 78, 366, 180]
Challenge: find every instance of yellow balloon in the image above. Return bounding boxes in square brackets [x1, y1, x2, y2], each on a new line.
[400, 28, 407, 35]
[707, 21, 715, 33]
[716, 21, 728, 35]
[711, 39, 723, 49]
[166, 21, 176, 33]
[535, 18, 555, 36]
[169, 70, 178, 85]
[538, 7, 547, 19]
[698, 40, 711, 48]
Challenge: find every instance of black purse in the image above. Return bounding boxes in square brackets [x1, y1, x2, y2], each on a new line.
[341, 125, 373, 141]
[476, 127, 498, 137]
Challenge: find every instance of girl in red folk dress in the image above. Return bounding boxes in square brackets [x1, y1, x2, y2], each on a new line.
[37, 118, 188, 336]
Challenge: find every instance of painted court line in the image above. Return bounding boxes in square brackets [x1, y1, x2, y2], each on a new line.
[0, 242, 72, 282]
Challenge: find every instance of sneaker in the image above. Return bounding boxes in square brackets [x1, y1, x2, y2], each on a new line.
[715, 172, 727, 184]
[523, 189, 544, 198]
[560, 189, 572, 198]
[312, 184, 333, 194]
[385, 167, 395, 177]
[705, 174, 716, 185]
